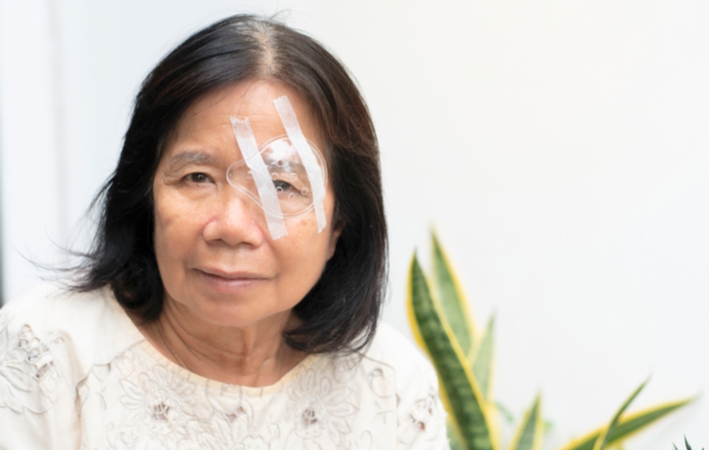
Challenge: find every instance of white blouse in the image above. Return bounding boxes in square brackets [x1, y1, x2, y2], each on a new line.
[0, 284, 449, 449]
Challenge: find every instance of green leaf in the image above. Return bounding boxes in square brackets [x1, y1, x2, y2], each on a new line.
[544, 420, 554, 434]
[496, 401, 515, 425]
[471, 316, 495, 400]
[431, 230, 476, 355]
[593, 380, 648, 450]
[508, 395, 543, 450]
[682, 435, 704, 450]
[448, 419, 465, 450]
[557, 395, 693, 450]
[407, 255, 497, 450]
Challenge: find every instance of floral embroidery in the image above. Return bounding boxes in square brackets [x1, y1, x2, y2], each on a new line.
[78, 362, 112, 411]
[201, 386, 279, 449]
[397, 386, 447, 446]
[0, 297, 448, 449]
[367, 366, 396, 398]
[284, 368, 359, 449]
[203, 407, 278, 449]
[0, 323, 61, 413]
[110, 363, 199, 448]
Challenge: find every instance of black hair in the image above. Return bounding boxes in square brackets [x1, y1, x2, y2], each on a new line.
[74, 14, 387, 354]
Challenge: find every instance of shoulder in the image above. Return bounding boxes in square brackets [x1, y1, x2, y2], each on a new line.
[2, 283, 142, 349]
[0, 283, 144, 396]
[361, 322, 450, 448]
[362, 321, 438, 384]
[0, 284, 144, 447]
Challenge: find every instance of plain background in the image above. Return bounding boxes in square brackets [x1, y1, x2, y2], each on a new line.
[0, 1, 707, 448]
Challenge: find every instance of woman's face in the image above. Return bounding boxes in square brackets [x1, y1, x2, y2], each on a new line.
[152, 80, 341, 330]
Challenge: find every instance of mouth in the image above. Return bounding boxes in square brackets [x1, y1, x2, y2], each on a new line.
[195, 268, 269, 292]
[199, 268, 265, 279]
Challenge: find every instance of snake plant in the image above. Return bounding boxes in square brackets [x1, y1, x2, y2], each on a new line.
[406, 230, 694, 450]
[673, 436, 704, 450]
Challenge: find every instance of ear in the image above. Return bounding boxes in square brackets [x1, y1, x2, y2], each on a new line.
[326, 219, 345, 260]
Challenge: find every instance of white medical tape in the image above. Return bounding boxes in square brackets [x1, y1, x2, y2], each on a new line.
[231, 117, 288, 240]
[272, 95, 327, 233]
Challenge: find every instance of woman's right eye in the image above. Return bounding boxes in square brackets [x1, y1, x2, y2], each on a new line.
[186, 172, 210, 184]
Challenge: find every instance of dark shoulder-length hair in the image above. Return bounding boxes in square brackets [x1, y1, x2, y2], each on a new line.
[75, 14, 387, 354]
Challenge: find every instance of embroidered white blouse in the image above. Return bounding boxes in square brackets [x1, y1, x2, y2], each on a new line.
[0, 284, 449, 449]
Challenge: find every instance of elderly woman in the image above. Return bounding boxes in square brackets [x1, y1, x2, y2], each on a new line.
[0, 15, 448, 449]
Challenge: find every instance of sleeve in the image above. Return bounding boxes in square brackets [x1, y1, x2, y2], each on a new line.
[0, 308, 81, 449]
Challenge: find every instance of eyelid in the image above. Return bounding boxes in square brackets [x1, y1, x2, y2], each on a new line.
[272, 176, 307, 193]
[186, 172, 212, 182]
[179, 166, 227, 187]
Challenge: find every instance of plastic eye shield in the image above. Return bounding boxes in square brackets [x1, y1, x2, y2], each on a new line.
[226, 135, 327, 218]
[228, 95, 328, 240]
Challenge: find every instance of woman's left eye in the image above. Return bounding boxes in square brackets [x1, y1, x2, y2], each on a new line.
[273, 179, 294, 192]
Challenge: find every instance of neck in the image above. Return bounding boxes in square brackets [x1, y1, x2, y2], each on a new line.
[135, 300, 306, 387]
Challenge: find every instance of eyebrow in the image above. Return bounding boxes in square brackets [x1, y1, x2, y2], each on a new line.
[166, 151, 220, 172]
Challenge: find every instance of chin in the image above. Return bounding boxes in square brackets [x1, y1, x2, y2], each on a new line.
[193, 300, 293, 331]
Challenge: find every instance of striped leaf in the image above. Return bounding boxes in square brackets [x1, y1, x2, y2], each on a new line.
[407, 255, 497, 450]
[593, 380, 648, 450]
[431, 231, 477, 356]
[471, 316, 495, 400]
[449, 419, 465, 450]
[508, 395, 544, 450]
[556, 396, 694, 450]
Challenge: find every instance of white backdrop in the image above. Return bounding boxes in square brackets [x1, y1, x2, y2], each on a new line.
[0, 0, 707, 448]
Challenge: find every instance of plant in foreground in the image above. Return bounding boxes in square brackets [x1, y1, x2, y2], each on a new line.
[406, 230, 694, 450]
[673, 436, 704, 450]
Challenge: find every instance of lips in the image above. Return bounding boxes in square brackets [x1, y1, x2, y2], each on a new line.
[199, 268, 265, 279]
[195, 268, 270, 293]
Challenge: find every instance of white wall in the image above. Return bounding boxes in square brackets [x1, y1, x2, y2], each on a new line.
[0, 0, 707, 448]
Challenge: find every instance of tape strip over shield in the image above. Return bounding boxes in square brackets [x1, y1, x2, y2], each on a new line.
[272, 96, 327, 233]
[230, 117, 288, 240]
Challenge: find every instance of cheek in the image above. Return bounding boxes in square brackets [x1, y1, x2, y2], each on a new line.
[153, 190, 207, 262]
[276, 219, 336, 274]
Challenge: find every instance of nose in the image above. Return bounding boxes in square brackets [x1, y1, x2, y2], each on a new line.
[201, 188, 266, 247]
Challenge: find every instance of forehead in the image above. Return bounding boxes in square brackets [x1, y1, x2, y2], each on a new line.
[165, 80, 326, 157]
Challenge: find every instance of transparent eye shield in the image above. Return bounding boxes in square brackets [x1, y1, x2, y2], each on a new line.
[226, 135, 327, 218]
[228, 95, 327, 240]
